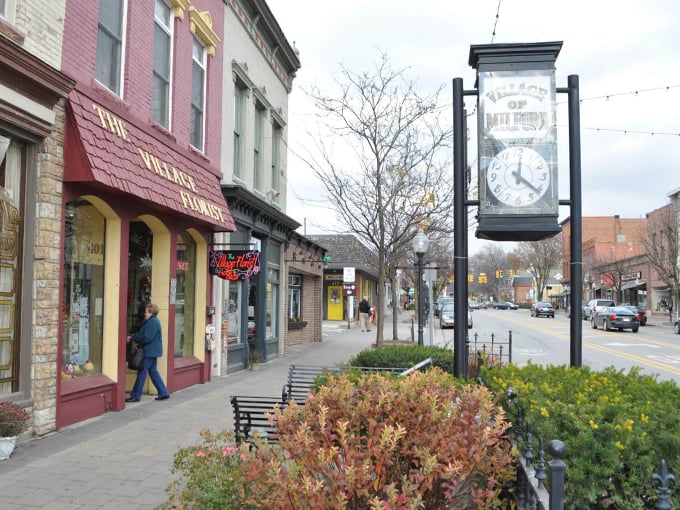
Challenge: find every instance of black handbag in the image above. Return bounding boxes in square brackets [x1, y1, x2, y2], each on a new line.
[128, 346, 144, 371]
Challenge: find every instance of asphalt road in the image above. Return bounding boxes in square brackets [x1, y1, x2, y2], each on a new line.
[433, 308, 680, 384]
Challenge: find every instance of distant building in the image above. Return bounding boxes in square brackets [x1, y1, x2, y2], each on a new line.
[307, 235, 380, 321]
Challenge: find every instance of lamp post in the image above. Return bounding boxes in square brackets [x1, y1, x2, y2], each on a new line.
[412, 229, 429, 346]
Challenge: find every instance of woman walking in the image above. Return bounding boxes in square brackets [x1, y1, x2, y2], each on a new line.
[126, 303, 170, 402]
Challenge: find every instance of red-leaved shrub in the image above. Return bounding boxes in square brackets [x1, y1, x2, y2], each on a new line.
[237, 368, 514, 509]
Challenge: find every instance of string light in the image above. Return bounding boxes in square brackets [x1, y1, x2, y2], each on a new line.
[490, 0, 502, 43]
[554, 124, 680, 137]
[556, 84, 679, 105]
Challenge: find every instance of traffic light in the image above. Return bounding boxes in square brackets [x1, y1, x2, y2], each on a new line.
[495, 270, 504, 279]
[479, 273, 487, 284]
[468, 273, 474, 282]
[508, 269, 516, 278]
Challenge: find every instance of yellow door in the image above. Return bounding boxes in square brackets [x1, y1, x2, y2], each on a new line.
[328, 286, 343, 320]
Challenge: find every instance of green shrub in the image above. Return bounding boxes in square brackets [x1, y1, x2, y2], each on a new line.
[483, 363, 680, 509]
[162, 369, 515, 509]
[349, 344, 454, 373]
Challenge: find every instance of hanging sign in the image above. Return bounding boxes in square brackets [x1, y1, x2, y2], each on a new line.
[209, 250, 261, 281]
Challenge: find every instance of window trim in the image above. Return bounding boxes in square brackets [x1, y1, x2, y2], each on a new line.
[233, 80, 247, 179]
[190, 36, 207, 152]
[152, 0, 174, 129]
[95, 0, 128, 97]
[271, 121, 281, 195]
[288, 274, 302, 320]
[253, 101, 265, 191]
[0, 0, 16, 24]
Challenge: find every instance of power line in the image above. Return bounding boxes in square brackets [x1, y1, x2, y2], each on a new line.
[490, 0, 502, 43]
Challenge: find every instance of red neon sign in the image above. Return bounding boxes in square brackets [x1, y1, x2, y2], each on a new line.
[209, 250, 261, 281]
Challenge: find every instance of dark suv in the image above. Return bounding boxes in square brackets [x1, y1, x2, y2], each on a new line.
[586, 299, 615, 320]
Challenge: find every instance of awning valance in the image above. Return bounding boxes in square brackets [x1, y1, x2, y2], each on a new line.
[64, 89, 235, 231]
[621, 281, 645, 291]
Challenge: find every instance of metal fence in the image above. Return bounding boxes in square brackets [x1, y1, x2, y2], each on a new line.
[506, 386, 675, 510]
[465, 330, 512, 380]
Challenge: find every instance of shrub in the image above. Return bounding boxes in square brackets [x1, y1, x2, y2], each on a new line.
[162, 369, 515, 509]
[161, 429, 249, 509]
[483, 363, 680, 509]
[0, 401, 30, 437]
[349, 344, 454, 373]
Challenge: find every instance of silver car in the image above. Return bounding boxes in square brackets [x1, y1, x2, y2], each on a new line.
[439, 303, 473, 329]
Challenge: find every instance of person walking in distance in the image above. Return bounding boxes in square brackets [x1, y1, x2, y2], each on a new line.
[126, 303, 170, 402]
[359, 296, 371, 332]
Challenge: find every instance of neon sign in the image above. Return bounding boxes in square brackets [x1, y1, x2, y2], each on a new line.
[209, 250, 261, 281]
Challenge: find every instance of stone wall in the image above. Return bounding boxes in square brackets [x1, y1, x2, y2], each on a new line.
[31, 99, 66, 435]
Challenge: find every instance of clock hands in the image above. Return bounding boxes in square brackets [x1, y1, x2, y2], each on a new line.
[511, 169, 542, 194]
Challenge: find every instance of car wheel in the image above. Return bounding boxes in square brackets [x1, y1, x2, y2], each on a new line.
[592, 320, 597, 330]
[674, 323, 680, 334]
[633, 328, 639, 333]
[468, 322, 473, 329]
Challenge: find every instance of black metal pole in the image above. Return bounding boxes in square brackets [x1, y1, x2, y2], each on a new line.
[417, 252, 425, 345]
[568, 74, 583, 368]
[452, 77, 466, 377]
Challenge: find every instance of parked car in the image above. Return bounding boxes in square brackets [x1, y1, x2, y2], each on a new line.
[585, 299, 615, 320]
[566, 300, 588, 319]
[493, 301, 518, 310]
[591, 306, 639, 332]
[674, 318, 680, 334]
[468, 300, 480, 310]
[439, 303, 472, 329]
[531, 302, 555, 318]
[434, 297, 453, 318]
[620, 304, 647, 326]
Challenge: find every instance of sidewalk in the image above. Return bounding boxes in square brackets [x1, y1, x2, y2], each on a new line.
[0, 316, 416, 510]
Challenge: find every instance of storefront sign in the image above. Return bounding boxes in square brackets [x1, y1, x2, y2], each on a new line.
[92, 104, 226, 223]
[209, 250, 261, 281]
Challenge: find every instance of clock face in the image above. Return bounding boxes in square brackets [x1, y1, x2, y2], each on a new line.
[486, 147, 550, 207]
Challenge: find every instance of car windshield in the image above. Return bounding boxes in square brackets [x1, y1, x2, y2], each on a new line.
[537, 302, 551, 307]
[441, 303, 454, 312]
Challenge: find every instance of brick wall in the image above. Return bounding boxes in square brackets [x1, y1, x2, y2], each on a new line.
[61, 0, 224, 165]
[14, 0, 66, 68]
[283, 243, 323, 351]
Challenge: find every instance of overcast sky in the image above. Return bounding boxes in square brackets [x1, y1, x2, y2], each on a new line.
[266, 0, 680, 254]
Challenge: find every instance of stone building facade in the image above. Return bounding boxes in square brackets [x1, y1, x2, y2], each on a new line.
[0, 0, 74, 435]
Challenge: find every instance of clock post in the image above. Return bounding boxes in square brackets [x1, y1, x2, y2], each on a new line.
[470, 41, 562, 242]
[452, 41, 584, 378]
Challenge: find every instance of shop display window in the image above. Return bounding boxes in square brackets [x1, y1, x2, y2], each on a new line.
[174, 231, 196, 357]
[266, 267, 279, 339]
[226, 283, 241, 344]
[288, 274, 301, 321]
[62, 199, 106, 378]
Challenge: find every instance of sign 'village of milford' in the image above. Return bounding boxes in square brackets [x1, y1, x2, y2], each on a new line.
[482, 78, 552, 135]
[91, 104, 226, 223]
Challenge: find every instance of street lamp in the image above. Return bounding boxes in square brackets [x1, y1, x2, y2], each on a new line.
[412, 229, 429, 345]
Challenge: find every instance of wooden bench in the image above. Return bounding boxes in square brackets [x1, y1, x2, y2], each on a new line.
[281, 361, 432, 402]
[230, 395, 288, 445]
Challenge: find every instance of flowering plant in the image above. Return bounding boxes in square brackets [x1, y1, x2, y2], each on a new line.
[0, 401, 30, 437]
[248, 349, 263, 366]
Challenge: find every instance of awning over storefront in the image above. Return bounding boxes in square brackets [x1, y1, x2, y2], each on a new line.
[64, 89, 235, 231]
[621, 281, 645, 291]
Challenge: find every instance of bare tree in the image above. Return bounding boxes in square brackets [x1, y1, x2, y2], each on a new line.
[303, 53, 453, 346]
[592, 254, 638, 304]
[513, 236, 562, 301]
[471, 245, 509, 302]
[639, 204, 679, 311]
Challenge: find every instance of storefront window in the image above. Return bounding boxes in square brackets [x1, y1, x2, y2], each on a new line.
[174, 231, 196, 357]
[62, 199, 106, 377]
[0, 135, 24, 395]
[288, 274, 301, 320]
[266, 268, 279, 338]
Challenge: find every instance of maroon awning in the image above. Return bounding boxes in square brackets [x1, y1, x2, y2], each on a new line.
[64, 89, 235, 231]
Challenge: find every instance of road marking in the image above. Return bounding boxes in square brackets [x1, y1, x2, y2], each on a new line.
[648, 355, 680, 364]
[495, 315, 680, 376]
[604, 343, 660, 348]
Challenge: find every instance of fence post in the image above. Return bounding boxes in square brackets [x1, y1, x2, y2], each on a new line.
[548, 440, 566, 510]
[508, 330, 513, 364]
[410, 318, 414, 342]
[652, 459, 675, 510]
